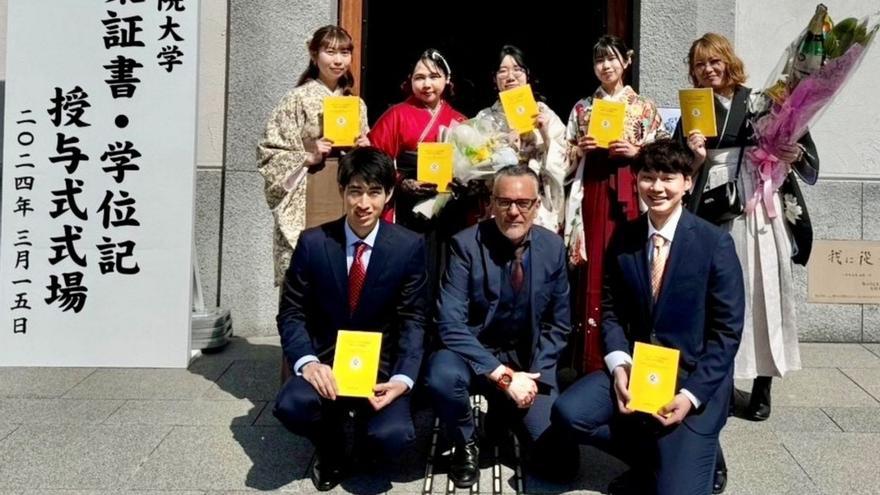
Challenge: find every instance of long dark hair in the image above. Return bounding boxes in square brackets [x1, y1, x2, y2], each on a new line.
[296, 25, 356, 95]
[400, 48, 455, 98]
[494, 44, 544, 101]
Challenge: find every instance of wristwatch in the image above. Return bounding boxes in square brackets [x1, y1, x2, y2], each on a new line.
[495, 366, 514, 391]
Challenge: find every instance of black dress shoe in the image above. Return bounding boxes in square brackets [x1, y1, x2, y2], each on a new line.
[449, 439, 480, 488]
[712, 467, 728, 494]
[745, 402, 771, 421]
[310, 451, 345, 492]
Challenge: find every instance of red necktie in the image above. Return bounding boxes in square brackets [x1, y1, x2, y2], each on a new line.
[511, 244, 526, 293]
[348, 242, 367, 314]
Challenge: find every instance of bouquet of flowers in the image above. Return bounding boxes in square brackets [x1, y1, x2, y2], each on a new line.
[748, 3, 879, 217]
[446, 115, 519, 184]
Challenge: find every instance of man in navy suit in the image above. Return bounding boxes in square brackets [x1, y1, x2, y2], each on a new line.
[550, 140, 744, 495]
[273, 147, 427, 491]
[426, 165, 571, 488]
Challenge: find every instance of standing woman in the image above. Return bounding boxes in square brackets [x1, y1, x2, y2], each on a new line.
[677, 33, 819, 421]
[369, 48, 467, 230]
[475, 45, 568, 231]
[563, 35, 665, 374]
[257, 25, 370, 287]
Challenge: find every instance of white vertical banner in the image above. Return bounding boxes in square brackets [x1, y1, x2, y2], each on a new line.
[0, 0, 199, 367]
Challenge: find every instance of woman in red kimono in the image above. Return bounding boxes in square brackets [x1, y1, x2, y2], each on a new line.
[369, 48, 466, 230]
[563, 35, 665, 374]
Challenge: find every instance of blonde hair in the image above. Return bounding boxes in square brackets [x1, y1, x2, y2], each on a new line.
[687, 33, 747, 90]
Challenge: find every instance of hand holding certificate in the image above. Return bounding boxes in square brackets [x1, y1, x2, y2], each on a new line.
[417, 142, 454, 192]
[586, 99, 626, 148]
[678, 88, 717, 137]
[323, 96, 360, 147]
[499, 84, 540, 134]
[332, 330, 382, 398]
[627, 342, 680, 415]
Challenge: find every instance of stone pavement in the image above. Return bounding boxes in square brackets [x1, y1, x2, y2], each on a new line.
[0, 338, 879, 494]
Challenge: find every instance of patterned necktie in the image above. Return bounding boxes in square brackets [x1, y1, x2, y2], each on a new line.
[511, 244, 526, 293]
[348, 242, 367, 314]
[651, 233, 668, 303]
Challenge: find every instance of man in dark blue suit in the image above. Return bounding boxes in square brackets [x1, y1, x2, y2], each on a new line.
[426, 165, 571, 488]
[273, 147, 427, 491]
[551, 140, 744, 495]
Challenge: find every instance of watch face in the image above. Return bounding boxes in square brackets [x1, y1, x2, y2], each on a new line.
[501, 373, 513, 385]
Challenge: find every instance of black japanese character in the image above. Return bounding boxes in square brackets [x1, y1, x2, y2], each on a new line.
[97, 237, 140, 275]
[48, 225, 87, 267]
[50, 178, 89, 221]
[45, 272, 88, 313]
[13, 197, 33, 218]
[13, 318, 27, 334]
[157, 45, 183, 72]
[48, 86, 91, 127]
[102, 10, 145, 49]
[49, 133, 90, 174]
[100, 142, 141, 183]
[158, 15, 183, 41]
[97, 190, 140, 228]
[15, 250, 30, 270]
[860, 251, 874, 266]
[828, 249, 842, 264]
[14, 177, 34, 190]
[10, 293, 31, 311]
[158, 0, 185, 11]
[103, 55, 143, 99]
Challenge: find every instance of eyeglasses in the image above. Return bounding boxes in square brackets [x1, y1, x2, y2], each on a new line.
[493, 197, 538, 211]
[496, 66, 526, 77]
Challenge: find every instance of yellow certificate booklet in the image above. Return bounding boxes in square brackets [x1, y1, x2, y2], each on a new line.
[678, 88, 717, 137]
[628, 341, 680, 415]
[417, 142, 454, 192]
[332, 330, 382, 398]
[323, 96, 360, 147]
[499, 84, 539, 134]
[586, 99, 626, 148]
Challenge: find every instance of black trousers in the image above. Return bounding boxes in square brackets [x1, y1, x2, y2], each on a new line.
[273, 375, 415, 459]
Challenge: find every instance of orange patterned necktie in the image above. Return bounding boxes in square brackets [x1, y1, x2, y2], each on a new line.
[348, 242, 367, 314]
[650, 234, 668, 302]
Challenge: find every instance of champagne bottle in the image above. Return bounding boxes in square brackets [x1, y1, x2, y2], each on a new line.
[793, 4, 828, 79]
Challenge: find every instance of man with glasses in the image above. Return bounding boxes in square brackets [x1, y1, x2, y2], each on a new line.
[425, 165, 572, 488]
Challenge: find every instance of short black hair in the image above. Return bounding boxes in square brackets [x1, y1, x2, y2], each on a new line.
[632, 139, 695, 177]
[337, 147, 396, 192]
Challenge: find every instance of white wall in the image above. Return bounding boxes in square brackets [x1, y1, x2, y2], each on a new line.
[736, 0, 880, 178]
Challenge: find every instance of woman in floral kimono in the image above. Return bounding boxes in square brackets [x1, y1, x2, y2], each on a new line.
[474, 45, 568, 231]
[563, 35, 665, 374]
[369, 48, 466, 231]
[676, 33, 819, 422]
[257, 25, 369, 287]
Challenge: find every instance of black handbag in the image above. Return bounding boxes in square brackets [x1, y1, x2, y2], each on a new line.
[697, 146, 745, 225]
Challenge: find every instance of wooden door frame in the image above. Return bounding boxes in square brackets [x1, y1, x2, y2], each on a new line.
[339, 0, 364, 95]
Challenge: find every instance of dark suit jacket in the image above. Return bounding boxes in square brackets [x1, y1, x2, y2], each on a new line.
[603, 210, 744, 434]
[436, 220, 571, 390]
[277, 217, 428, 381]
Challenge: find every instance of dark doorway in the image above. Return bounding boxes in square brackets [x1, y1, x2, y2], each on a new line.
[361, 1, 624, 125]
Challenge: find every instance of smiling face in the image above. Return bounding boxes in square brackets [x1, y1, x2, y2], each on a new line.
[313, 41, 352, 87]
[410, 59, 448, 107]
[495, 54, 528, 92]
[341, 177, 392, 238]
[593, 48, 629, 93]
[691, 49, 729, 92]
[637, 169, 692, 226]
[491, 174, 540, 244]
